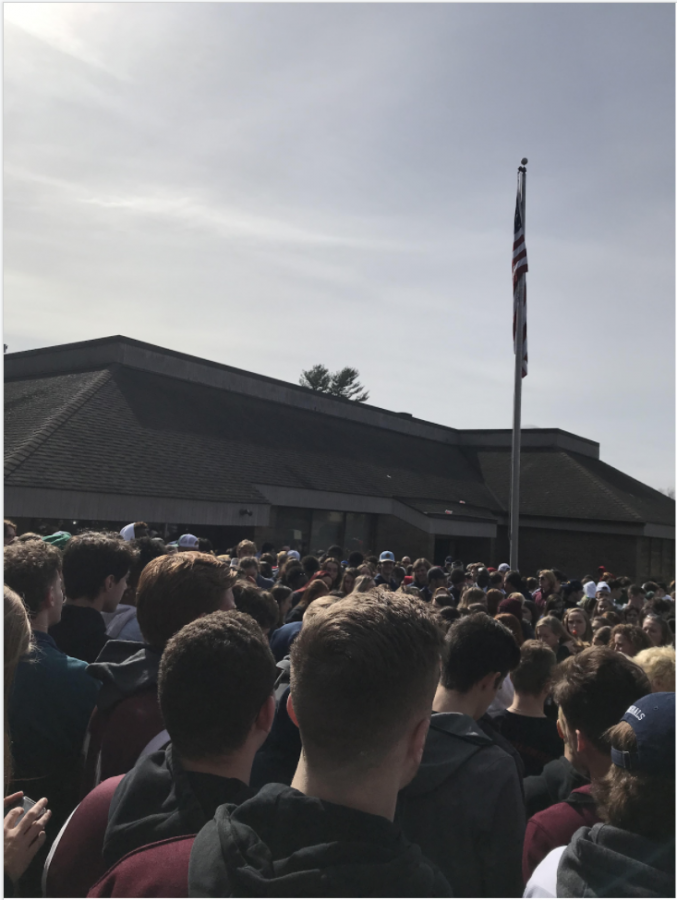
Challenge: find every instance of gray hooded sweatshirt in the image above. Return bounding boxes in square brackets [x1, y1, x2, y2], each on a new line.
[397, 711, 525, 898]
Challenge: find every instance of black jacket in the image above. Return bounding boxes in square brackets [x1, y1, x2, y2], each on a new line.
[397, 712, 525, 898]
[49, 604, 109, 663]
[87, 640, 161, 711]
[524, 754, 589, 818]
[188, 783, 452, 897]
[557, 823, 675, 898]
[103, 744, 252, 868]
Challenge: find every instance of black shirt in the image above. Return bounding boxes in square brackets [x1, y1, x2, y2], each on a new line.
[492, 710, 564, 778]
[49, 605, 108, 663]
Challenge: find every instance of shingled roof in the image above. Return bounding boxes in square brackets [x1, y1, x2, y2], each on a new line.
[4, 337, 674, 531]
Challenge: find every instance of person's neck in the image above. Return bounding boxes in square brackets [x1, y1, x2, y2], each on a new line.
[433, 683, 482, 720]
[179, 748, 254, 785]
[67, 595, 104, 612]
[31, 613, 50, 634]
[583, 749, 612, 783]
[507, 692, 546, 717]
[291, 751, 397, 822]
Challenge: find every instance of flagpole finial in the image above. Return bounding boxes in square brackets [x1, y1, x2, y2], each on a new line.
[521, 158, 528, 165]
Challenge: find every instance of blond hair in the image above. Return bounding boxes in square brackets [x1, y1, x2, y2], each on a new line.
[633, 645, 675, 693]
[4, 586, 33, 788]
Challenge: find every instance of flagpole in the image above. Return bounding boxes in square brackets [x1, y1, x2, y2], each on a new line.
[509, 159, 527, 570]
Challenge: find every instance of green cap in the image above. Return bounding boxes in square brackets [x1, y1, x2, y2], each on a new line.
[42, 531, 72, 550]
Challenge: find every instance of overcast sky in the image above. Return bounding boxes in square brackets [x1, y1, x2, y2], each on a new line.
[5, 3, 675, 492]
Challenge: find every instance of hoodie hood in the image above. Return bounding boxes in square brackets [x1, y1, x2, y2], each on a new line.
[103, 743, 252, 868]
[188, 783, 451, 898]
[86, 640, 161, 711]
[399, 712, 493, 797]
[558, 823, 675, 898]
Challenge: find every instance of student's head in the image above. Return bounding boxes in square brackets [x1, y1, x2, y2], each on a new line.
[283, 564, 307, 592]
[552, 647, 651, 770]
[412, 558, 430, 583]
[511, 639, 557, 698]
[136, 553, 237, 651]
[289, 591, 443, 787]
[351, 574, 375, 593]
[232, 585, 280, 636]
[535, 615, 567, 650]
[427, 566, 447, 590]
[298, 578, 330, 613]
[538, 570, 557, 594]
[484, 589, 504, 617]
[322, 558, 342, 589]
[459, 586, 486, 611]
[4, 585, 33, 789]
[378, 551, 396, 579]
[642, 613, 672, 647]
[347, 551, 364, 568]
[339, 567, 358, 596]
[158, 611, 277, 766]
[449, 567, 466, 588]
[592, 625, 612, 647]
[236, 539, 257, 559]
[4, 539, 64, 626]
[592, 693, 675, 842]
[4, 519, 17, 546]
[237, 556, 259, 580]
[494, 612, 525, 646]
[627, 584, 645, 607]
[271, 584, 293, 622]
[301, 555, 321, 578]
[564, 607, 593, 644]
[62, 532, 134, 611]
[4, 585, 32, 700]
[633, 646, 676, 693]
[610, 624, 652, 657]
[440, 613, 520, 713]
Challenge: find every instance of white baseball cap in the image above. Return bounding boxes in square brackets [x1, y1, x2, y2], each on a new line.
[178, 534, 199, 549]
[583, 581, 598, 598]
[286, 550, 301, 561]
[119, 523, 136, 541]
[596, 581, 611, 594]
[497, 563, 511, 573]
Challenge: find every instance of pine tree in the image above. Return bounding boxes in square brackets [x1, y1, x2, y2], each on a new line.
[299, 365, 369, 402]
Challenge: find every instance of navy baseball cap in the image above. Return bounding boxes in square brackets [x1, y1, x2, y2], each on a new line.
[610, 693, 675, 777]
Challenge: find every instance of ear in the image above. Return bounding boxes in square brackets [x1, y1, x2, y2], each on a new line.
[256, 694, 276, 736]
[286, 692, 299, 728]
[104, 574, 116, 592]
[409, 715, 431, 768]
[575, 730, 589, 755]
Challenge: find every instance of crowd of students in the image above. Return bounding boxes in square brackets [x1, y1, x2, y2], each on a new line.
[3, 517, 675, 898]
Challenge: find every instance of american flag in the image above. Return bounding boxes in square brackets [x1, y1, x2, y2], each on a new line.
[512, 193, 528, 377]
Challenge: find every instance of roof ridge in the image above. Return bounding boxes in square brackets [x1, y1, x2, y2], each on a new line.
[4, 369, 113, 478]
[563, 451, 642, 522]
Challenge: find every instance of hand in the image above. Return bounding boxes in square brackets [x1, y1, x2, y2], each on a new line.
[4, 794, 51, 884]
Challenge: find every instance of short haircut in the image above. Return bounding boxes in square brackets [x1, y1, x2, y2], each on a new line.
[485, 589, 504, 616]
[62, 532, 134, 601]
[441, 613, 521, 692]
[427, 566, 446, 582]
[238, 556, 259, 572]
[237, 540, 256, 556]
[290, 590, 443, 772]
[136, 553, 236, 650]
[4, 540, 63, 617]
[592, 625, 612, 646]
[450, 568, 466, 586]
[347, 551, 364, 567]
[633, 646, 675, 692]
[593, 720, 675, 841]
[511, 640, 557, 697]
[552, 647, 651, 752]
[16, 533, 42, 543]
[158, 611, 276, 760]
[610, 624, 652, 656]
[628, 584, 645, 597]
[129, 536, 167, 587]
[459, 586, 488, 610]
[232, 585, 280, 632]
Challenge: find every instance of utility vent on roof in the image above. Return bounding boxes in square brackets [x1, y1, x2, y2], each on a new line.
[397, 412, 413, 418]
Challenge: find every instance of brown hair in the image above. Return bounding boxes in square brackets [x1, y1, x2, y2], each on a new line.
[136, 553, 237, 650]
[4, 586, 33, 789]
[4, 519, 17, 538]
[237, 556, 259, 573]
[552, 647, 651, 752]
[297, 578, 329, 613]
[485, 589, 504, 617]
[459, 587, 486, 610]
[511, 639, 557, 697]
[4, 540, 63, 617]
[158, 611, 276, 761]
[495, 612, 524, 646]
[290, 590, 443, 773]
[322, 558, 343, 591]
[237, 540, 256, 557]
[563, 607, 593, 644]
[232, 585, 279, 634]
[62, 531, 134, 601]
[592, 721, 674, 841]
[610, 624, 652, 657]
